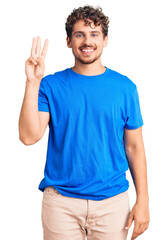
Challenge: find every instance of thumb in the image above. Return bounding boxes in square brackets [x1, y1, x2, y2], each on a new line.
[125, 212, 133, 230]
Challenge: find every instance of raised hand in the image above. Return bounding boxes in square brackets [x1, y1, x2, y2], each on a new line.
[25, 36, 49, 83]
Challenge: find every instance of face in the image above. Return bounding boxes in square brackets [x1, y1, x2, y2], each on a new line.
[67, 19, 108, 65]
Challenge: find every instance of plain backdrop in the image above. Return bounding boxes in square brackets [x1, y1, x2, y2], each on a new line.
[1, 0, 168, 239]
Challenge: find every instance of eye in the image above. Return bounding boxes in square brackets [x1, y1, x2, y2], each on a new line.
[92, 34, 98, 37]
[76, 34, 83, 37]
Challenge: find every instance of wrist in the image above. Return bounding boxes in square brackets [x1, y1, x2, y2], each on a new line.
[26, 78, 41, 88]
[136, 193, 149, 203]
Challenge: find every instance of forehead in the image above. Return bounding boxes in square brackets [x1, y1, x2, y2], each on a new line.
[72, 19, 102, 33]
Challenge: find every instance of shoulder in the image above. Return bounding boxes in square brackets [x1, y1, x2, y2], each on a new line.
[107, 67, 137, 91]
[41, 68, 68, 87]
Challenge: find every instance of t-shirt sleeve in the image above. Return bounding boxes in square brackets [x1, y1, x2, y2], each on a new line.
[38, 77, 50, 112]
[124, 85, 144, 129]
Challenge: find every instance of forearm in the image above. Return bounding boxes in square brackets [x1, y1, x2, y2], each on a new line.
[125, 143, 149, 202]
[18, 79, 41, 144]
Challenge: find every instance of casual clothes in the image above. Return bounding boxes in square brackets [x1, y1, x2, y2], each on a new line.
[38, 66, 144, 200]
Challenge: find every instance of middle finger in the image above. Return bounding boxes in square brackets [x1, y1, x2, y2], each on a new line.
[36, 36, 41, 56]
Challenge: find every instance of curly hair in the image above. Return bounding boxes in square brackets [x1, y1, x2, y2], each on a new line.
[65, 5, 110, 40]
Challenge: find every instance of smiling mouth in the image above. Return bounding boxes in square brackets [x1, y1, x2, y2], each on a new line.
[80, 48, 95, 55]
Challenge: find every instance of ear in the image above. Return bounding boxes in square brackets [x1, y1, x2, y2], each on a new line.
[103, 35, 108, 47]
[66, 36, 72, 48]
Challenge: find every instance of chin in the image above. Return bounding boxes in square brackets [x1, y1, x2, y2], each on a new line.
[76, 55, 101, 65]
[81, 60, 97, 64]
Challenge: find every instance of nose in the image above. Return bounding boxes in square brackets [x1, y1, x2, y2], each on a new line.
[82, 34, 93, 46]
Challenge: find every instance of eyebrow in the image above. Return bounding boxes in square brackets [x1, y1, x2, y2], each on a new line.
[73, 31, 101, 35]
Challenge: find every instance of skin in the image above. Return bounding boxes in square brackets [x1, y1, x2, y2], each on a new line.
[123, 127, 150, 239]
[66, 19, 108, 76]
[19, 37, 50, 144]
[25, 36, 49, 83]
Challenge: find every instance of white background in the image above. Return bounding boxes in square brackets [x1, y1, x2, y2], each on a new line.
[1, 0, 168, 239]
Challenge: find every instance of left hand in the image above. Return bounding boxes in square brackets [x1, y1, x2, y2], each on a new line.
[125, 198, 150, 239]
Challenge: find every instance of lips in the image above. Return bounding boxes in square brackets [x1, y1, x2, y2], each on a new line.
[80, 47, 95, 55]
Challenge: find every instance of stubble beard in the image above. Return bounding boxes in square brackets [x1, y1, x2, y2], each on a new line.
[73, 50, 102, 65]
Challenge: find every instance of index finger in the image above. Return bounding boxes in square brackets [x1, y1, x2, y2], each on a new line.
[31, 37, 37, 56]
[41, 39, 49, 58]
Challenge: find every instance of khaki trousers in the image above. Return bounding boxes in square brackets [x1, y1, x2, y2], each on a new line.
[41, 186, 130, 240]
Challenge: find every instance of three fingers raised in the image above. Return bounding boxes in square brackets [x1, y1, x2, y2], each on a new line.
[31, 36, 49, 61]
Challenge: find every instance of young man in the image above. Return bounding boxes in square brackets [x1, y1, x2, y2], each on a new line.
[19, 5, 150, 240]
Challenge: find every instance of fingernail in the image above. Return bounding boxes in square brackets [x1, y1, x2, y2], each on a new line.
[125, 226, 129, 229]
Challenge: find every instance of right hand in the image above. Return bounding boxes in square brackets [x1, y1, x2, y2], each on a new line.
[25, 36, 49, 83]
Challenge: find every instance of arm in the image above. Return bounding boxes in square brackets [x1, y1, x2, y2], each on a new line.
[18, 81, 50, 145]
[18, 36, 49, 145]
[123, 126, 149, 201]
[123, 126, 150, 239]
[19, 80, 41, 145]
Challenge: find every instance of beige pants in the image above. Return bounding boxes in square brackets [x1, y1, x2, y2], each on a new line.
[41, 186, 130, 240]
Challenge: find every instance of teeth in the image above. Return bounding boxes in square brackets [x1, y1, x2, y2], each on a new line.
[81, 49, 94, 52]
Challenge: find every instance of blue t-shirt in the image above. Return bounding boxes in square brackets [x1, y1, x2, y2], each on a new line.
[38, 66, 144, 200]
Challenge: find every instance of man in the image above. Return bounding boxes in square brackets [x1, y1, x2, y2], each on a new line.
[19, 5, 150, 240]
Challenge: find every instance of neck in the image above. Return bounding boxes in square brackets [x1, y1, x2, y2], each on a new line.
[72, 61, 106, 76]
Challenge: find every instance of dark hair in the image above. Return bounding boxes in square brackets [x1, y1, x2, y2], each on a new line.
[65, 5, 110, 40]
